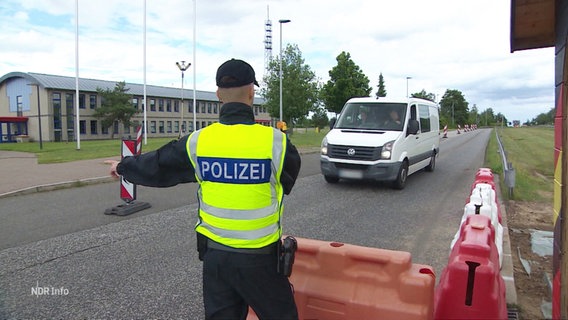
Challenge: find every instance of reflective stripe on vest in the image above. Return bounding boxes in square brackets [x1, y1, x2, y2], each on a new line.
[187, 123, 287, 248]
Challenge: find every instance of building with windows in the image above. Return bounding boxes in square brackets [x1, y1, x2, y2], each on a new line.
[0, 72, 271, 143]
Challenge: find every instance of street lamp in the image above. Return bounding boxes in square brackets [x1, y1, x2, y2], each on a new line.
[176, 60, 191, 138]
[406, 76, 412, 98]
[279, 19, 291, 124]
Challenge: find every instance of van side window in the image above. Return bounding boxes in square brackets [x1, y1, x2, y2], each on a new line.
[419, 104, 431, 133]
[410, 105, 417, 120]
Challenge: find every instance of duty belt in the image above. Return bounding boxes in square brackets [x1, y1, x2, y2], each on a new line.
[207, 239, 277, 255]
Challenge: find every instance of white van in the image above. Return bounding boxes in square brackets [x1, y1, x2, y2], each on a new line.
[320, 97, 440, 189]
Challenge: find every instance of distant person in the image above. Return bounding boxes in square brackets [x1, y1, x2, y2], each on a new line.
[105, 58, 301, 320]
[385, 109, 402, 126]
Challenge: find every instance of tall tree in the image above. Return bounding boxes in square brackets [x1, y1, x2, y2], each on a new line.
[439, 89, 469, 128]
[411, 89, 436, 102]
[320, 51, 372, 114]
[261, 44, 319, 128]
[468, 104, 479, 125]
[375, 72, 387, 99]
[310, 105, 330, 130]
[93, 81, 137, 139]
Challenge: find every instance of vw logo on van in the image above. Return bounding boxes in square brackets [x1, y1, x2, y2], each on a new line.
[347, 148, 356, 156]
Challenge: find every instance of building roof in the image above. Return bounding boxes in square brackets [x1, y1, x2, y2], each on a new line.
[0, 72, 265, 104]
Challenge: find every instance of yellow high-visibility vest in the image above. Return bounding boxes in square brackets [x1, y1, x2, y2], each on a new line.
[187, 123, 287, 248]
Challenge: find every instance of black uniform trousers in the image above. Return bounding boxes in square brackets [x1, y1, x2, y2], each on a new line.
[202, 244, 298, 320]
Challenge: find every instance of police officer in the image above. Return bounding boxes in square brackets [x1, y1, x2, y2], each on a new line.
[106, 58, 301, 320]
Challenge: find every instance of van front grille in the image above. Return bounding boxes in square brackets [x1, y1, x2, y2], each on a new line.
[328, 144, 382, 161]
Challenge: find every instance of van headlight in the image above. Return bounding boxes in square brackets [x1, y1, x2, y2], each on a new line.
[321, 137, 328, 155]
[381, 140, 395, 159]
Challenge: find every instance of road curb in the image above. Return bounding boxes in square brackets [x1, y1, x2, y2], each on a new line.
[0, 176, 115, 199]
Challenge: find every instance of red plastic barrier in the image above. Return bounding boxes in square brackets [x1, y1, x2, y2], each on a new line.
[472, 168, 495, 190]
[248, 237, 435, 320]
[469, 168, 501, 223]
[434, 214, 506, 320]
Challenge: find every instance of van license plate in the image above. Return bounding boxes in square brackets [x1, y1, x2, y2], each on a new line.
[339, 169, 363, 179]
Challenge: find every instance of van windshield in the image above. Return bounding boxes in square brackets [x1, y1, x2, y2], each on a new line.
[334, 102, 407, 131]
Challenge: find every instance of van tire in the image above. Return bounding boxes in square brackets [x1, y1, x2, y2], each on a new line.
[425, 153, 436, 172]
[324, 175, 339, 183]
[392, 161, 408, 190]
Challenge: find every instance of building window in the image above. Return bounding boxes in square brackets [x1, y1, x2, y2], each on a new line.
[66, 93, 74, 134]
[201, 121, 206, 128]
[53, 93, 62, 130]
[102, 125, 109, 135]
[213, 103, 218, 114]
[167, 121, 172, 133]
[124, 124, 130, 134]
[158, 99, 164, 112]
[111, 121, 118, 136]
[150, 99, 156, 111]
[195, 102, 200, 113]
[188, 100, 193, 113]
[189, 121, 194, 132]
[166, 99, 171, 112]
[79, 94, 86, 109]
[16, 95, 23, 116]
[174, 100, 179, 113]
[159, 121, 164, 133]
[79, 120, 86, 134]
[90, 120, 98, 134]
[90, 95, 97, 109]
[174, 121, 179, 133]
[207, 102, 212, 113]
[254, 106, 259, 115]
[132, 97, 138, 110]
[150, 121, 156, 133]
[201, 102, 206, 113]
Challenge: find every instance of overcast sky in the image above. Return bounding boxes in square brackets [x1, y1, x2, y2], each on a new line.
[0, 0, 556, 122]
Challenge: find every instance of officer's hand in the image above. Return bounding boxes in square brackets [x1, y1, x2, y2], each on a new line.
[104, 160, 120, 179]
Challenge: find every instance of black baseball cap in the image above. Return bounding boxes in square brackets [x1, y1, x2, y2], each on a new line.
[216, 58, 259, 88]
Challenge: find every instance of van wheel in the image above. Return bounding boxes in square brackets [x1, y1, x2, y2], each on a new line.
[324, 175, 339, 183]
[425, 153, 436, 172]
[392, 161, 408, 190]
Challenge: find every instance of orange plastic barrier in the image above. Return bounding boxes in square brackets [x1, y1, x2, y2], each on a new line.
[434, 214, 507, 320]
[248, 237, 435, 320]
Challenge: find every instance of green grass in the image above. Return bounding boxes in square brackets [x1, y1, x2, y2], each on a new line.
[0, 128, 329, 164]
[484, 126, 554, 202]
[0, 138, 176, 163]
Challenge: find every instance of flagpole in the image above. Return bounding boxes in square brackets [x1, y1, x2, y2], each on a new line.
[75, 0, 80, 150]
[143, 0, 147, 145]
[192, 0, 197, 132]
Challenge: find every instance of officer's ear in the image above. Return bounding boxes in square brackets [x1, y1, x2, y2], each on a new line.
[216, 89, 223, 103]
[248, 84, 254, 102]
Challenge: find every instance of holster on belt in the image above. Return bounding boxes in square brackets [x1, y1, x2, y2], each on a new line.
[277, 236, 297, 277]
[196, 232, 208, 261]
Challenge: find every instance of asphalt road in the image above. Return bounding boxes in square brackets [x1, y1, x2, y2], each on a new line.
[0, 129, 492, 319]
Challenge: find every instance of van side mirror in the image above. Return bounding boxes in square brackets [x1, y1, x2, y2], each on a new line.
[329, 118, 337, 129]
[407, 119, 419, 135]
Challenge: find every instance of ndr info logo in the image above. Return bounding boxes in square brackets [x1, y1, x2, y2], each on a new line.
[31, 281, 69, 297]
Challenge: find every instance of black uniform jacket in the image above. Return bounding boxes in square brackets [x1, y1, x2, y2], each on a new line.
[117, 102, 301, 195]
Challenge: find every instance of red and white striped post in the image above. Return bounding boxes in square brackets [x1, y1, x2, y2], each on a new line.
[105, 126, 151, 216]
[443, 125, 448, 138]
